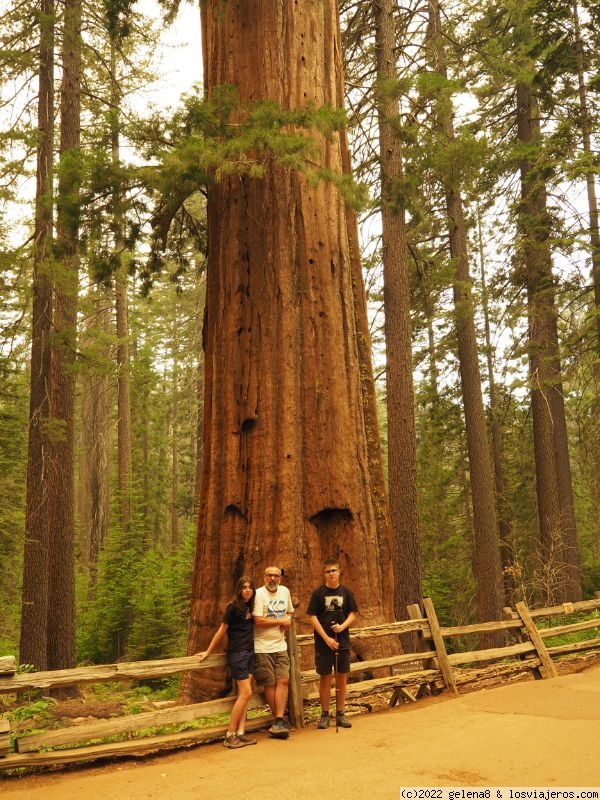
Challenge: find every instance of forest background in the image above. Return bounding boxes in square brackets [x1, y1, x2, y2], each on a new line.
[1, 0, 599, 672]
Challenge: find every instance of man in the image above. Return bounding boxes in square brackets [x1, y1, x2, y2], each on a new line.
[253, 565, 294, 739]
[306, 558, 358, 729]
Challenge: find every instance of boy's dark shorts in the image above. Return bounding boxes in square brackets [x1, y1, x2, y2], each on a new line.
[315, 647, 350, 675]
[227, 650, 255, 680]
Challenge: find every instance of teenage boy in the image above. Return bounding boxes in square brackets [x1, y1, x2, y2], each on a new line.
[253, 566, 294, 739]
[306, 558, 358, 729]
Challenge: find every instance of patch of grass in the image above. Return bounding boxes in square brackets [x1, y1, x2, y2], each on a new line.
[537, 611, 599, 648]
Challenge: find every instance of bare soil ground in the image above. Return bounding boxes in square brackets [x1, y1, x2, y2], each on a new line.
[2, 660, 599, 800]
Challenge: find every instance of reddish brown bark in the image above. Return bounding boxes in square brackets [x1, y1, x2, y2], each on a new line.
[20, 0, 55, 670]
[186, 0, 394, 698]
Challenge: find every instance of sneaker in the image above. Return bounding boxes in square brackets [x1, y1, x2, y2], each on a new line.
[223, 734, 245, 749]
[268, 720, 290, 739]
[317, 713, 330, 729]
[336, 711, 352, 728]
[236, 733, 257, 745]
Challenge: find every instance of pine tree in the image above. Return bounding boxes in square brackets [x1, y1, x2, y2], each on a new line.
[46, 0, 82, 674]
[20, 0, 55, 671]
[425, 0, 503, 632]
[373, 0, 422, 620]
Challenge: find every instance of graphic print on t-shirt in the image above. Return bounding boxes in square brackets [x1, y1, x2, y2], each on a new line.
[265, 598, 287, 618]
[324, 595, 344, 615]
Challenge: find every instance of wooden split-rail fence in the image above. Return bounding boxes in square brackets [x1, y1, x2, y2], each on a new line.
[0, 595, 599, 772]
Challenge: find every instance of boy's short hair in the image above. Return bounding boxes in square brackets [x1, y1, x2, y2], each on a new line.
[323, 557, 339, 569]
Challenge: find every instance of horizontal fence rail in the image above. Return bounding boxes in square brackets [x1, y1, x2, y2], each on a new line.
[0, 596, 598, 772]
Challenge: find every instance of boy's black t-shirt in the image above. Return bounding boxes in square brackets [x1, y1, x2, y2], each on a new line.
[306, 584, 358, 651]
[222, 601, 253, 652]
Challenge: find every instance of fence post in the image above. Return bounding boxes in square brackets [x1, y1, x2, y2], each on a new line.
[389, 603, 438, 706]
[515, 601, 558, 679]
[286, 621, 304, 728]
[407, 602, 440, 700]
[407, 603, 436, 671]
[422, 597, 458, 695]
[0, 719, 9, 756]
[0, 657, 16, 677]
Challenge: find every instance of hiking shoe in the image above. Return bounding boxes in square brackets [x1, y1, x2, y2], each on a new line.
[317, 713, 330, 729]
[336, 711, 352, 728]
[268, 720, 290, 739]
[223, 734, 245, 748]
[236, 733, 257, 745]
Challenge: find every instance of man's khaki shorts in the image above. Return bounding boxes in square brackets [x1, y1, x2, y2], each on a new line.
[254, 651, 290, 685]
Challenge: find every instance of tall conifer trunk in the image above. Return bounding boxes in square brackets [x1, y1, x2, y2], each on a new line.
[477, 206, 515, 604]
[572, 1, 600, 356]
[111, 40, 133, 535]
[186, 0, 394, 696]
[170, 299, 180, 551]
[79, 286, 112, 587]
[573, 0, 600, 562]
[20, 0, 55, 670]
[193, 259, 205, 520]
[373, 0, 421, 621]
[47, 0, 82, 672]
[516, 82, 581, 602]
[374, 0, 422, 619]
[427, 0, 503, 633]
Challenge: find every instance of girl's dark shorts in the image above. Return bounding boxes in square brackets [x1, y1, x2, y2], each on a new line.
[227, 650, 255, 680]
[315, 647, 350, 675]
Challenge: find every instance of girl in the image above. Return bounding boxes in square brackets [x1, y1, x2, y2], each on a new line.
[196, 576, 257, 748]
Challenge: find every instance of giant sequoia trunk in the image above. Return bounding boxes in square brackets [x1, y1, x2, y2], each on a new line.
[186, 0, 394, 695]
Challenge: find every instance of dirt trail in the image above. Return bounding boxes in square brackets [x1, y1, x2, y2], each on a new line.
[2, 664, 599, 800]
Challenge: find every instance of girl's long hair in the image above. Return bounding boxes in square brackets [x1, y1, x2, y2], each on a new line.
[232, 575, 255, 612]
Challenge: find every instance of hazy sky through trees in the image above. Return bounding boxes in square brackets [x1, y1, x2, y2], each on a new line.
[137, 1, 201, 108]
